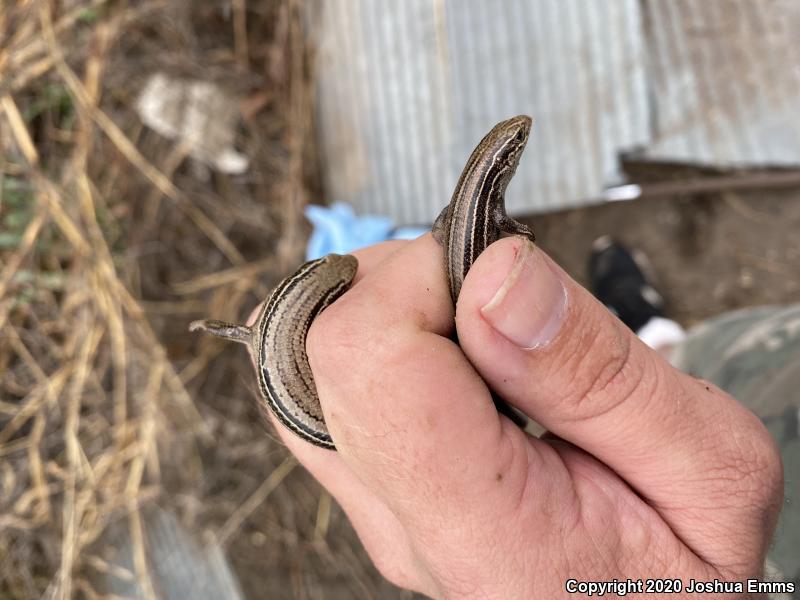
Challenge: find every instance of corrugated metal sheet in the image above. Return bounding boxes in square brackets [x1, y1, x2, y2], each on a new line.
[445, 0, 649, 216]
[642, 0, 800, 166]
[309, 0, 800, 226]
[106, 510, 243, 599]
[312, 0, 451, 224]
[310, 0, 649, 225]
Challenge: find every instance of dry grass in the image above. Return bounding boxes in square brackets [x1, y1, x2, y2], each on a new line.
[0, 1, 403, 598]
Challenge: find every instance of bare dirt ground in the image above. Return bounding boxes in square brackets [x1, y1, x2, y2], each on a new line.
[2, 2, 799, 600]
[528, 163, 800, 327]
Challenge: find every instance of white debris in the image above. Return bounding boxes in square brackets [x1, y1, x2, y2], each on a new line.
[136, 72, 249, 174]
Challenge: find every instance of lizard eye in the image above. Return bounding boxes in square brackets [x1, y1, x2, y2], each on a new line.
[514, 129, 525, 142]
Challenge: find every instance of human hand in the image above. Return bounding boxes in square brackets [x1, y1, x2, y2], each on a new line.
[254, 235, 783, 599]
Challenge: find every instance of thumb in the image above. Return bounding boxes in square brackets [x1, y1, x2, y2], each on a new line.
[456, 236, 782, 569]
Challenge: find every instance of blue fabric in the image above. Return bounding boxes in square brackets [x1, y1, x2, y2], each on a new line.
[305, 202, 428, 260]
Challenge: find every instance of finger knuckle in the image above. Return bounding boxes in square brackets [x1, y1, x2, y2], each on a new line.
[698, 380, 785, 512]
[369, 551, 421, 592]
[556, 321, 650, 422]
[728, 410, 784, 507]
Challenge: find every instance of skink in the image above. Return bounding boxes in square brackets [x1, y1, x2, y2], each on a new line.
[432, 115, 535, 302]
[190, 115, 535, 450]
[190, 254, 357, 448]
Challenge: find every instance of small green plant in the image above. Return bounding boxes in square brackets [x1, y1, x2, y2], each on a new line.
[22, 83, 76, 130]
[0, 177, 63, 306]
[77, 7, 100, 23]
[0, 177, 34, 249]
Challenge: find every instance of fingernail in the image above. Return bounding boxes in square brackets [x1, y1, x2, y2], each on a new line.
[480, 239, 568, 349]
